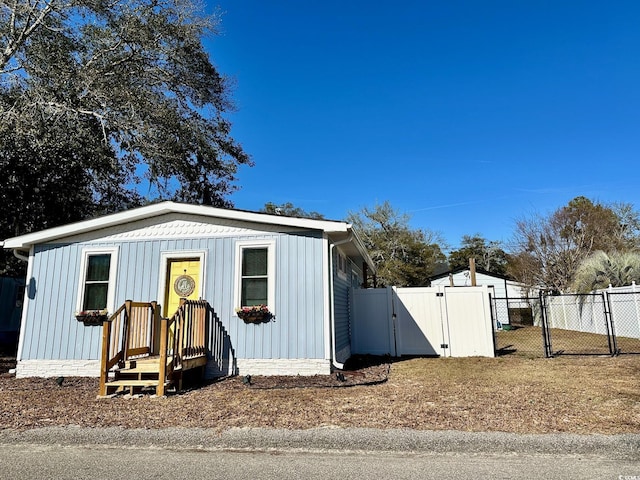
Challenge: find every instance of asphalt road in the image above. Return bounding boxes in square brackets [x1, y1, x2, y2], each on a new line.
[0, 427, 638, 480]
[0, 444, 639, 480]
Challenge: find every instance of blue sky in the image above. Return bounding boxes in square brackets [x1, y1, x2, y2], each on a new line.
[206, 1, 640, 251]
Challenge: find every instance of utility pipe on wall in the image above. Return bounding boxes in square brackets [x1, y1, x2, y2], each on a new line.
[13, 249, 29, 262]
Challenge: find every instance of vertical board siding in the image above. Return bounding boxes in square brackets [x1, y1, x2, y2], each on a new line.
[21, 229, 327, 363]
[351, 287, 394, 355]
[51, 245, 72, 359]
[333, 250, 352, 354]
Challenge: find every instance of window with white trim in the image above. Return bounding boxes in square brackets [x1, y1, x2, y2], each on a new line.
[77, 248, 118, 312]
[235, 241, 275, 310]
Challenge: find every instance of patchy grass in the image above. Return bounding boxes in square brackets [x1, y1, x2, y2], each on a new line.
[615, 335, 640, 354]
[0, 355, 638, 435]
[496, 326, 546, 357]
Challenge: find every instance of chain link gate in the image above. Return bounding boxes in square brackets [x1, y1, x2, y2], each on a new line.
[541, 293, 614, 356]
[492, 295, 547, 357]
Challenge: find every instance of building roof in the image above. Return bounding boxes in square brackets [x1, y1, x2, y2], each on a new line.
[2, 202, 376, 272]
[428, 266, 515, 282]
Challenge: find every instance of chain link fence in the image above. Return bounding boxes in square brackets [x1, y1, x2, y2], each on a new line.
[492, 291, 640, 357]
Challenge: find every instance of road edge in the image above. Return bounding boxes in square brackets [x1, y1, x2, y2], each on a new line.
[0, 427, 638, 460]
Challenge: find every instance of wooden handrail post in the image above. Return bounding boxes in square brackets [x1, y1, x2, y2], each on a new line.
[122, 300, 132, 361]
[178, 298, 186, 364]
[151, 301, 160, 355]
[99, 320, 111, 396]
[157, 317, 169, 396]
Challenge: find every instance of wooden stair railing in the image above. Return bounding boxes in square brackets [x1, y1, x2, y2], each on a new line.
[160, 299, 209, 393]
[99, 300, 161, 396]
[99, 299, 210, 397]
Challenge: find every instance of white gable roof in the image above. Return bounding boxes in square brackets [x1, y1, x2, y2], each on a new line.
[2, 202, 376, 271]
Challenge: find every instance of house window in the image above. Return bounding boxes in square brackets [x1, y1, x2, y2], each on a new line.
[77, 247, 118, 312]
[83, 254, 110, 310]
[241, 248, 268, 305]
[351, 271, 361, 288]
[235, 241, 275, 310]
[336, 251, 348, 280]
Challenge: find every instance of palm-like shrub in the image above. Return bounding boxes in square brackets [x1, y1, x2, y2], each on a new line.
[571, 251, 640, 292]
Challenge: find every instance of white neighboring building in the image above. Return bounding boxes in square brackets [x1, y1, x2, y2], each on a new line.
[429, 267, 538, 327]
[429, 267, 531, 299]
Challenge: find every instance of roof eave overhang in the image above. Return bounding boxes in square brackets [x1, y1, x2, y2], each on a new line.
[329, 229, 376, 274]
[2, 201, 352, 250]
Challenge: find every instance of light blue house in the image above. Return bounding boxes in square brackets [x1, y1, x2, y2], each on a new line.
[2, 202, 375, 378]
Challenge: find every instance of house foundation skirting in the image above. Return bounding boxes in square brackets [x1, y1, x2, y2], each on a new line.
[16, 358, 332, 379]
[15, 359, 101, 378]
[234, 358, 331, 376]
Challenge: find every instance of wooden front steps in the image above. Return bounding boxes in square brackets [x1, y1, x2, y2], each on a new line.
[102, 356, 170, 397]
[103, 379, 170, 390]
[99, 299, 212, 397]
[123, 356, 172, 373]
[101, 354, 208, 397]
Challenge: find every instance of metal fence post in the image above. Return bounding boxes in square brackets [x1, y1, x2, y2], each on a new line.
[604, 291, 619, 356]
[489, 293, 498, 356]
[539, 292, 552, 357]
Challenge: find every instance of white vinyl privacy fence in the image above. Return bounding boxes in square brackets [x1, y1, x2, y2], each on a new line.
[350, 286, 495, 358]
[543, 287, 640, 340]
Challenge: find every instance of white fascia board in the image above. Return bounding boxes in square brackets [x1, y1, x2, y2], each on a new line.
[2, 201, 350, 249]
[171, 203, 350, 232]
[3, 204, 172, 249]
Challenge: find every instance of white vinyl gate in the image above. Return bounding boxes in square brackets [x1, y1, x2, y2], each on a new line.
[351, 286, 495, 358]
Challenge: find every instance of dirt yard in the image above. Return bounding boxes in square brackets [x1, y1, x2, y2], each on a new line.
[1, 354, 638, 435]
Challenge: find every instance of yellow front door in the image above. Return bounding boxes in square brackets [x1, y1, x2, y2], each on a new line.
[164, 258, 201, 317]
